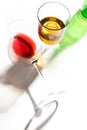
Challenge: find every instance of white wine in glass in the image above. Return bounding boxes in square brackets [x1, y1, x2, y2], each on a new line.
[37, 1, 70, 60]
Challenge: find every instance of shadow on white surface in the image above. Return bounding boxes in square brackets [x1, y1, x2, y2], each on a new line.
[0, 60, 38, 112]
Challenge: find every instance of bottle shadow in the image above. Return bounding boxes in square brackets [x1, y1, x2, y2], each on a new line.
[0, 60, 38, 112]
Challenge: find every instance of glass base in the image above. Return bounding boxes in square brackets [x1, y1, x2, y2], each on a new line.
[24, 100, 58, 130]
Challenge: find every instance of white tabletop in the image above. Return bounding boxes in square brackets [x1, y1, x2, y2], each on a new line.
[0, 0, 87, 130]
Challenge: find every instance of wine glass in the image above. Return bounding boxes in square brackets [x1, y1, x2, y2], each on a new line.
[8, 19, 44, 77]
[37, 1, 70, 61]
[24, 1, 70, 130]
[7, 19, 58, 130]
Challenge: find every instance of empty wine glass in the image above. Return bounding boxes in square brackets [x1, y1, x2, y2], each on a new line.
[7, 19, 58, 130]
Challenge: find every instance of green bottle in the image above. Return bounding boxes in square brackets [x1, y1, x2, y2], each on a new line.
[47, 0, 87, 63]
[60, 0, 87, 51]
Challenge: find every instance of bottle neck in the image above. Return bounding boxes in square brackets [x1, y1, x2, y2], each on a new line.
[81, 5, 87, 18]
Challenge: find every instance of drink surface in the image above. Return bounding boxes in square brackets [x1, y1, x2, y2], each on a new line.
[38, 17, 65, 45]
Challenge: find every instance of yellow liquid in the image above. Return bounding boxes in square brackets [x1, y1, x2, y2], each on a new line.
[38, 17, 65, 45]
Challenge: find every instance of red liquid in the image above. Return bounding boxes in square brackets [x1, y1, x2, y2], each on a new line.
[12, 33, 36, 58]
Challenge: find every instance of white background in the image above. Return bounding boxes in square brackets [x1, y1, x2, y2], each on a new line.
[0, 0, 87, 130]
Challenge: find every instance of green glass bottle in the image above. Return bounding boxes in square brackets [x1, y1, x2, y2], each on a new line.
[47, 0, 87, 63]
[59, 0, 87, 51]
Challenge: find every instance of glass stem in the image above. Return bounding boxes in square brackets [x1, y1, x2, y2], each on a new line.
[26, 59, 44, 112]
[27, 89, 39, 113]
[34, 63, 44, 78]
[32, 60, 44, 79]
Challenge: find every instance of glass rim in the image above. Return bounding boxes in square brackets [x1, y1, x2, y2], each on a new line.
[37, 1, 71, 31]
